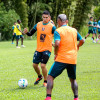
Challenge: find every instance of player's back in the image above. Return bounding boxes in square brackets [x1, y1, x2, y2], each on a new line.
[55, 26, 77, 64]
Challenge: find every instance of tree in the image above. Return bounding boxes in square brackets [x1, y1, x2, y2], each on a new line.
[1, 0, 28, 28]
[14, 0, 28, 28]
[27, 0, 52, 29]
[72, 0, 94, 31]
[0, 2, 20, 40]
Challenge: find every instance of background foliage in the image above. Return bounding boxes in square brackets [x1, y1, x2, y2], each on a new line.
[0, 0, 100, 40]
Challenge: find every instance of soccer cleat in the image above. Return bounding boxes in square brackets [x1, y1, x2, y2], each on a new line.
[93, 40, 96, 43]
[43, 82, 47, 87]
[34, 76, 43, 85]
[74, 98, 79, 100]
[12, 42, 14, 44]
[96, 39, 98, 43]
[83, 39, 85, 42]
[16, 46, 20, 48]
[45, 97, 51, 100]
[21, 45, 25, 48]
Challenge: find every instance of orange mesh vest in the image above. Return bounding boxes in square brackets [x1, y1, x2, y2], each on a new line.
[55, 26, 77, 64]
[36, 21, 54, 52]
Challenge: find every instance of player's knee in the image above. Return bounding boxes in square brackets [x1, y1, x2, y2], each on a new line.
[33, 63, 38, 68]
[41, 64, 46, 69]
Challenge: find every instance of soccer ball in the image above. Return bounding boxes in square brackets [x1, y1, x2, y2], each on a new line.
[18, 78, 28, 88]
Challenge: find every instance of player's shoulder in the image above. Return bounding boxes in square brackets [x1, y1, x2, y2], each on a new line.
[48, 22, 55, 27]
[67, 26, 77, 32]
[37, 21, 42, 25]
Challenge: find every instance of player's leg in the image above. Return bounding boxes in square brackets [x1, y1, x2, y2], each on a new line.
[95, 32, 98, 43]
[45, 62, 66, 100]
[33, 63, 43, 85]
[12, 35, 14, 44]
[45, 75, 54, 100]
[67, 64, 79, 100]
[41, 51, 51, 87]
[16, 35, 20, 48]
[41, 63, 47, 87]
[84, 33, 90, 42]
[70, 79, 78, 100]
[20, 35, 25, 47]
[33, 51, 43, 85]
[92, 33, 96, 43]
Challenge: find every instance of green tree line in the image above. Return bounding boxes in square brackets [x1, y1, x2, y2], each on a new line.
[0, 0, 100, 40]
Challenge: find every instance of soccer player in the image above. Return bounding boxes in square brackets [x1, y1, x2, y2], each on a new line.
[49, 16, 55, 25]
[16, 20, 25, 48]
[23, 10, 56, 87]
[93, 19, 98, 43]
[45, 14, 84, 100]
[84, 17, 93, 42]
[12, 22, 16, 44]
[97, 18, 100, 43]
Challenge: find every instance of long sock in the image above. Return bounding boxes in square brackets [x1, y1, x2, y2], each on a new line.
[44, 80, 47, 83]
[38, 74, 42, 78]
[46, 94, 51, 97]
[74, 95, 78, 98]
[92, 37, 94, 40]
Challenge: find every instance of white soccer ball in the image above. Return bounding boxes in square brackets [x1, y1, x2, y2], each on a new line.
[18, 78, 28, 88]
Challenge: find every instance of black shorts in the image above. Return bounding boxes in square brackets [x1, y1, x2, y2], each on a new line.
[48, 61, 76, 79]
[88, 30, 93, 34]
[33, 50, 51, 64]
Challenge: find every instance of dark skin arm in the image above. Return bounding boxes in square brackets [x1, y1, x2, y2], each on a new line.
[54, 40, 60, 60]
[77, 39, 84, 50]
[23, 28, 36, 36]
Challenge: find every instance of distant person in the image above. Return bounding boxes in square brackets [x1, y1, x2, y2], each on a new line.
[23, 10, 56, 87]
[97, 18, 100, 43]
[49, 16, 55, 25]
[84, 17, 94, 42]
[16, 20, 25, 48]
[12, 22, 16, 44]
[45, 14, 84, 100]
[93, 19, 98, 43]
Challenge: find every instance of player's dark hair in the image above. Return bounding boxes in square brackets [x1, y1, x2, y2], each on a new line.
[17, 20, 21, 23]
[42, 10, 50, 16]
[90, 17, 93, 19]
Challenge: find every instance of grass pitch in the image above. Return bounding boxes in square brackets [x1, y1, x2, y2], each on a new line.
[0, 38, 100, 100]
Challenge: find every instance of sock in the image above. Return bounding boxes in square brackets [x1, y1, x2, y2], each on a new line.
[74, 95, 78, 98]
[44, 80, 47, 83]
[46, 94, 51, 97]
[92, 37, 94, 40]
[38, 74, 42, 78]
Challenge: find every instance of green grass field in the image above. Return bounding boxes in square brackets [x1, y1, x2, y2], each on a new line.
[0, 38, 100, 100]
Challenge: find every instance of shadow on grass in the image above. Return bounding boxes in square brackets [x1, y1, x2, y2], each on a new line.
[0, 85, 46, 93]
[13, 85, 46, 91]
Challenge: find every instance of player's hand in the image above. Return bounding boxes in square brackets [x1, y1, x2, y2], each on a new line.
[54, 55, 57, 60]
[23, 28, 28, 34]
[77, 46, 79, 51]
[52, 42, 55, 47]
[22, 32, 25, 35]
